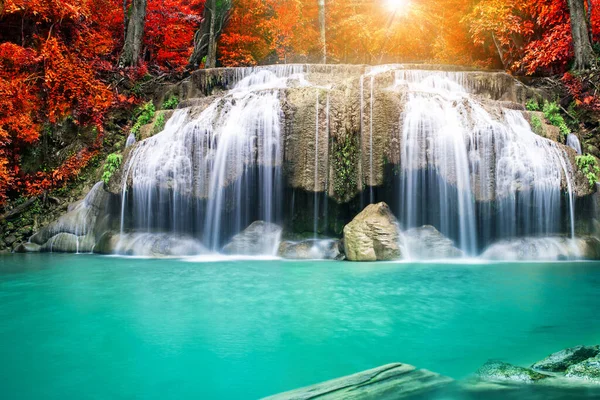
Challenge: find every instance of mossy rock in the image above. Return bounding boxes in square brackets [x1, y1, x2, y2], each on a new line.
[532, 345, 600, 372]
[477, 360, 551, 383]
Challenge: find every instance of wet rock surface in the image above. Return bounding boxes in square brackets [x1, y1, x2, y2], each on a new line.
[532, 345, 600, 372]
[403, 225, 464, 259]
[343, 202, 402, 261]
[277, 239, 344, 260]
[476, 361, 551, 384]
[222, 221, 283, 256]
[565, 356, 600, 382]
[482, 237, 600, 261]
[95, 232, 207, 257]
[262, 363, 453, 400]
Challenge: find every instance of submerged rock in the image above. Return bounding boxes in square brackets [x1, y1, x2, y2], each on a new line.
[482, 237, 600, 261]
[277, 239, 344, 260]
[565, 356, 600, 382]
[477, 361, 551, 384]
[403, 225, 464, 259]
[343, 202, 403, 261]
[262, 363, 453, 399]
[532, 345, 600, 372]
[222, 221, 282, 256]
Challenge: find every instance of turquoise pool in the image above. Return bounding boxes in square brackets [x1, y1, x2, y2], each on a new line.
[1, 255, 599, 399]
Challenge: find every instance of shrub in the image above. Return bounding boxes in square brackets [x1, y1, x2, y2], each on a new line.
[102, 153, 123, 185]
[576, 154, 600, 189]
[163, 95, 179, 110]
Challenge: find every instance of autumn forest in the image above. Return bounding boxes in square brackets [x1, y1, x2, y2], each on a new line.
[1, 0, 600, 208]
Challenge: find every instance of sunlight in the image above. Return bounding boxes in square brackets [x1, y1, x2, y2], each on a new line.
[385, 0, 410, 13]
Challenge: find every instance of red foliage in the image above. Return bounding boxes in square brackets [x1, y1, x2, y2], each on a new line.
[145, 0, 204, 71]
[563, 72, 600, 112]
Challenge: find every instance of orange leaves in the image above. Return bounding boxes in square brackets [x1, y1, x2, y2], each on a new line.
[145, 0, 205, 71]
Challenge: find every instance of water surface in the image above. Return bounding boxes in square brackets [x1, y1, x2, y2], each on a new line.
[1, 255, 599, 399]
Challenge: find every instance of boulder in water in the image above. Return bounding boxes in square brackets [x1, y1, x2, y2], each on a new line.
[222, 221, 282, 256]
[476, 360, 551, 384]
[277, 239, 344, 260]
[532, 345, 600, 372]
[565, 356, 600, 382]
[343, 202, 403, 261]
[403, 225, 464, 259]
[262, 363, 453, 399]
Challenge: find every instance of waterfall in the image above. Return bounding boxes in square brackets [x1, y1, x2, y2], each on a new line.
[110, 64, 581, 259]
[125, 133, 136, 148]
[395, 70, 576, 254]
[119, 68, 306, 252]
[567, 134, 582, 155]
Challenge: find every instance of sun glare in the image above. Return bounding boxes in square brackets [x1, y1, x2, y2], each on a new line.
[385, 0, 409, 12]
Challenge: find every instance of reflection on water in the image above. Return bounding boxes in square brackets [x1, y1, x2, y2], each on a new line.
[0, 255, 599, 399]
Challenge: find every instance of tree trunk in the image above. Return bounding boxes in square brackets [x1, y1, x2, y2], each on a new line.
[189, 0, 232, 70]
[568, 0, 596, 70]
[120, 0, 147, 67]
[318, 0, 326, 64]
[205, 0, 218, 68]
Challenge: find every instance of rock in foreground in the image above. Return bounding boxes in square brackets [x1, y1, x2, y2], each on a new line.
[343, 203, 402, 261]
[566, 356, 600, 382]
[477, 360, 551, 383]
[222, 221, 282, 256]
[532, 345, 600, 372]
[262, 363, 453, 400]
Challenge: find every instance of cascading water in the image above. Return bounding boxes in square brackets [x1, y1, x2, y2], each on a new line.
[125, 133, 137, 148]
[106, 64, 585, 259]
[119, 67, 308, 252]
[395, 70, 576, 255]
[567, 134, 582, 155]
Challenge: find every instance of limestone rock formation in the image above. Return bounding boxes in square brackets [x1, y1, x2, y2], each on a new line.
[476, 360, 551, 384]
[403, 225, 464, 259]
[262, 363, 453, 400]
[532, 345, 600, 372]
[222, 221, 282, 256]
[26, 182, 113, 253]
[343, 203, 402, 261]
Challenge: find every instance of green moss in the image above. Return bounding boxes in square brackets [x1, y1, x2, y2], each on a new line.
[530, 115, 544, 136]
[102, 153, 123, 185]
[576, 154, 600, 188]
[153, 114, 166, 135]
[332, 134, 359, 200]
[162, 95, 179, 110]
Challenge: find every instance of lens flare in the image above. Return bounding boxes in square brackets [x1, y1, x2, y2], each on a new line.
[385, 0, 409, 12]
